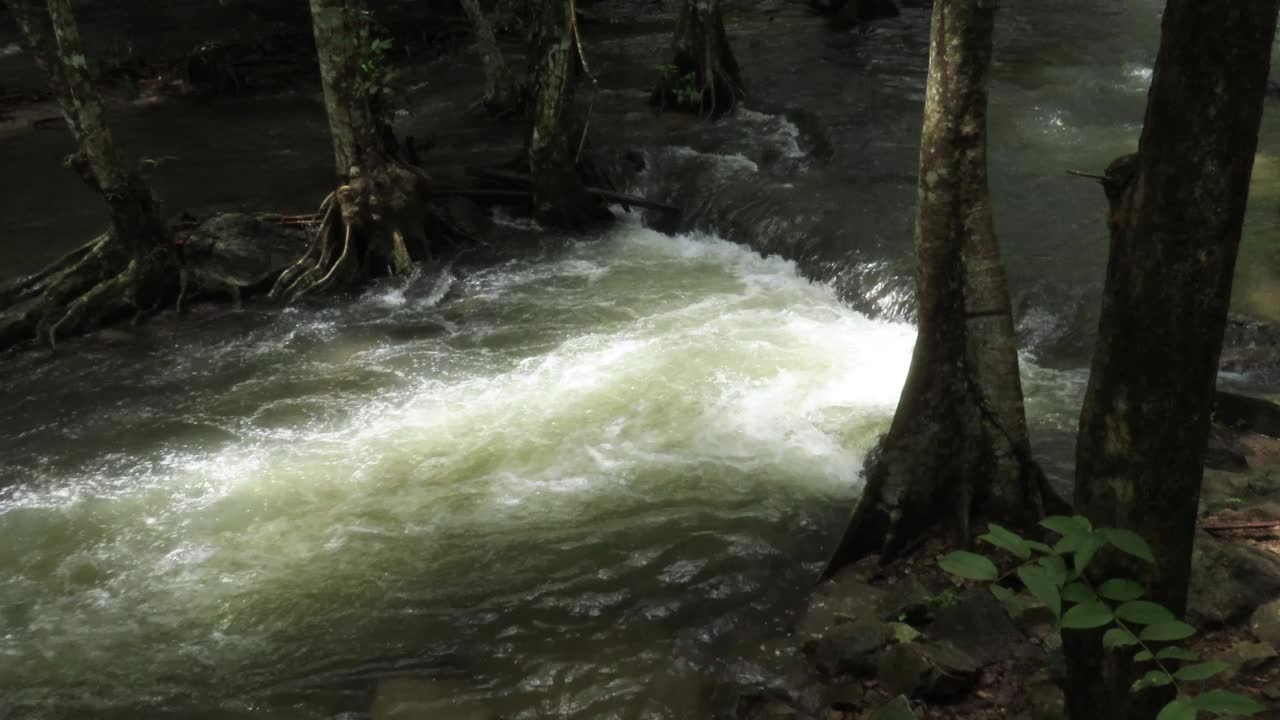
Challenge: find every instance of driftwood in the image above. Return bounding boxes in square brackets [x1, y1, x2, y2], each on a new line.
[462, 167, 680, 213]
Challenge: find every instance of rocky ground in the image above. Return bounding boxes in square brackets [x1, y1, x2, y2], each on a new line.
[709, 393, 1280, 720]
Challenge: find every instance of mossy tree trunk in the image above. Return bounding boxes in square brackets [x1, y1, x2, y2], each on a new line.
[459, 0, 520, 115]
[1063, 1, 1280, 717]
[651, 0, 744, 118]
[821, 0, 1052, 578]
[272, 0, 434, 301]
[526, 0, 602, 228]
[0, 0, 175, 350]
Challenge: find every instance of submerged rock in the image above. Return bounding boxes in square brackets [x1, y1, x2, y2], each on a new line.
[796, 570, 887, 649]
[370, 676, 489, 720]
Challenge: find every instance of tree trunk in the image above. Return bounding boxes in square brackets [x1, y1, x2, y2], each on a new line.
[0, 0, 174, 349]
[459, 0, 520, 115]
[526, 0, 602, 228]
[821, 0, 1048, 578]
[1063, 1, 1280, 718]
[272, 0, 433, 302]
[651, 0, 744, 118]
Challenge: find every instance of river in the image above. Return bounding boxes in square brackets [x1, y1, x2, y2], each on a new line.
[0, 0, 1276, 718]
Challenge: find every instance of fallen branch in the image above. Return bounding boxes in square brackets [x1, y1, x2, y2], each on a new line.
[1201, 519, 1280, 533]
[464, 167, 680, 212]
[1065, 169, 1107, 181]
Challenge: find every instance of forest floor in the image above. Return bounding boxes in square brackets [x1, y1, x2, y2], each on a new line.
[746, 414, 1280, 720]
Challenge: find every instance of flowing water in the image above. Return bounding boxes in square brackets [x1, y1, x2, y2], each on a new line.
[0, 0, 1277, 718]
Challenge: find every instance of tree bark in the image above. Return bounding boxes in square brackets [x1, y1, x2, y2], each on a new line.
[821, 0, 1047, 578]
[651, 0, 744, 118]
[1063, 1, 1280, 718]
[0, 0, 173, 348]
[526, 0, 601, 228]
[459, 0, 520, 115]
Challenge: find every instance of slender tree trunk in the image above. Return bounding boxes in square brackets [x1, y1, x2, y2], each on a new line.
[1063, 2, 1280, 718]
[0, 0, 173, 348]
[651, 0, 744, 118]
[821, 0, 1048, 578]
[459, 0, 520, 115]
[272, 0, 432, 301]
[527, 0, 600, 228]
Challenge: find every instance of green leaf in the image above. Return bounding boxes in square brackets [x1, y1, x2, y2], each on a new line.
[939, 551, 998, 581]
[980, 524, 1032, 559]
[1055, 533, 1089, 554]
[1018, 565, 1062, 618]
[1038, 554, 1071, 586]
[1141, 670, 1174, 687]
[1063, 582, 1096, 604]
[1041, 515, 1091, 537]
[1156, 647, 1200, 662]
[1141, 620, 1197, 642]
[1101, 528, 1157, 564]
[1075, 535, 1105, 575]
[1026, 540, 1054, 554]
[1173, 661, 1230, 682]
[1135, 650, 1154, 662]
[1155, 699, 1197, 720]
[1115, 601, 1177, 625]
[1103, 628, 1139, 648]
[1190, 690, 1266, 716]
[1061, 600, 1114, 629]
[1099, 579, 1146, 603]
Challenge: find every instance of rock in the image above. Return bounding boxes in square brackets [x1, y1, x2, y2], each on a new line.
[371, 676, 488, 720]
[1215, 390, 1280, 438]
[1250, 598, 1280, 649]
[888, 622, 921, 644]
[1022, 681, 1067, 720]
[1264, 679, 1280, 701]
[928, 590, 1026, 666]
[180, 212, 308, 294]
[875, 642, 979, 701]
[1188, 534, 1280, 625]
[868, 695, 917, 720]
[876, 578, 932, 625]
[798, 576, 888, 649]
[1223, 641, 1278, 672]
[813, 619, 893, 676]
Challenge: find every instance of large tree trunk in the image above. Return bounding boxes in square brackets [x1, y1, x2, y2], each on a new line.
[821, 0, 1048, 578]
[459, 0, 520, 115]
[0, 0, 174, 349]
[651, 0, 744, 118]
[526, 0, 602, 228]
[1063, 1, 1280, 718]
[272, 0, 433, 302]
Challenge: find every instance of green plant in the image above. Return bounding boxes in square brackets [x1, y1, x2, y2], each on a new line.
[656, 64, 701, 109]
[939, 516, 1264, 720]
[350, 9, 398, 100]
[927, 588, 961, 611]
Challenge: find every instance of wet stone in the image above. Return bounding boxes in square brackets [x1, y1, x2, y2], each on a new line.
[875, 642, 979, 701]
[813, 619, 893, 676]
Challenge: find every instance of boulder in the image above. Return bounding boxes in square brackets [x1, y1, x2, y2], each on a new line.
[797, 574, 887, 649]
[813, 619, 893, 676]
[1020, 681, 1067, 720]
[1250, 598, 1280, 649]
[179, 212, 308, 297]
[1188, 534, 1280, 625]
[1222, 640, 1278, 673]
[868, 695, 917, 720]
[928, 590, 1027, 665]
[876, 642, 979, 701]
[876, 578, 932, 625]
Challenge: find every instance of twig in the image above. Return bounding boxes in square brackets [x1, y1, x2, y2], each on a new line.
[1201, 519, 1280, 533]
[569, 0, 599, 162]
[1065, 169, 1107, 181]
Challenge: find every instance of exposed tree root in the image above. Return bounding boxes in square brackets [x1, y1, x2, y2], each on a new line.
[270, 163, 433, 304]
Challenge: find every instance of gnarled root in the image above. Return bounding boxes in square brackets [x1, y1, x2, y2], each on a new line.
[270, 164, 433, 304]
[0, 233, 173, 351]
